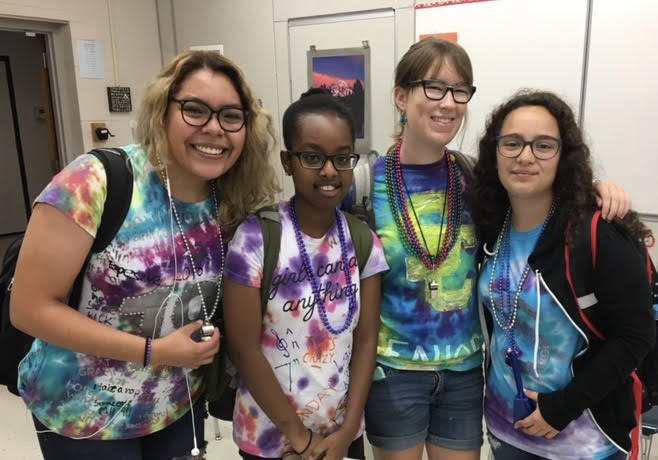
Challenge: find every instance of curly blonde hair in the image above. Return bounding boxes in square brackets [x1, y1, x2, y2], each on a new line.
[136, 50, 280, 233]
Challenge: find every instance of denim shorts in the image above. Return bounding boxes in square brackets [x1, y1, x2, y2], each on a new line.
[365, 364, 484, 451]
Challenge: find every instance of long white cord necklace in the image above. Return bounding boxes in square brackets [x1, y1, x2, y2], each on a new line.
[169, 180, 224, 339]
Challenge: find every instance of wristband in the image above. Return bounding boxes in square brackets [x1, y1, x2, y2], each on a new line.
[143, 337, 152, 367]
[294, 428, 313, 455]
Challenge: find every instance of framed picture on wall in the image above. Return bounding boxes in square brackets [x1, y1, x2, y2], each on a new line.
[307, 46, 371, 153]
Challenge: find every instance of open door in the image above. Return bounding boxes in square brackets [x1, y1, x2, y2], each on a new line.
[0, 56, 30, 237]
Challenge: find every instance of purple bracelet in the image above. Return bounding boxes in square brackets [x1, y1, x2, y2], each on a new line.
[143, 337, 152, 367]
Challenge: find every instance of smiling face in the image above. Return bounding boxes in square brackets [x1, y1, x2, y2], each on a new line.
[165, 69, 246, 191]
[281, 112, 355, 214]
[395, 58, 467, 153]
[496, 105, 561, 203]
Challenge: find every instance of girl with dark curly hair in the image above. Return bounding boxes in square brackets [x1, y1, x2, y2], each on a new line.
[471, 90, 654, 459]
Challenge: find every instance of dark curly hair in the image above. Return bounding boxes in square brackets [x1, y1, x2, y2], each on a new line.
[469, 89, 650, 246]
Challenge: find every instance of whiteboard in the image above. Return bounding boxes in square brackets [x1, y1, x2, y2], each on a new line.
[415, 0, 588, 166]
[582, 0, 658, 215]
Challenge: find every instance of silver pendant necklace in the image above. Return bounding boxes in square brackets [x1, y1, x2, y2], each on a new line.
[169, 180, 224, 341]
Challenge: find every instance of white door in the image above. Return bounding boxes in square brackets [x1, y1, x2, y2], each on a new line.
[288, 10, 397, 158]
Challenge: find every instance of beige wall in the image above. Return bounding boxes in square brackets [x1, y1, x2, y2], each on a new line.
[158, 0, 414, 197]
[0, 0, 161, 164]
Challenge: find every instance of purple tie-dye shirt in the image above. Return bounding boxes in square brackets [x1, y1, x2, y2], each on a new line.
[18, 145, 222, 440]
[224, 201, 388, 457]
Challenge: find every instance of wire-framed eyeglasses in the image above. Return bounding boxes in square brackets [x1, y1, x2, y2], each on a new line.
[171, 99, 248, 132]
[406, 79, 476, 104]
[496, 135, 562, 160]
[286, 151, 360, 170]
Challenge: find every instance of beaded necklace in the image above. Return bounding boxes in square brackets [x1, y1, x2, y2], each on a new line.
[288, 197, 357, 335]
[168, 178, 224, 331]
[385, 139, 462, 272]
[487, 204, 555, 351]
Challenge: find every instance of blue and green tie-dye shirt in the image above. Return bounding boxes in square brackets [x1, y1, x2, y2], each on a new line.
[372, 155, 482, 371]
[479, 224, 618, 459]
[18, 145, 222, 440]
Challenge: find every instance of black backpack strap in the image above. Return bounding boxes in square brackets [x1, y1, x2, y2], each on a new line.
[69, 148, 133, 308]
[88, 148, 134, 253]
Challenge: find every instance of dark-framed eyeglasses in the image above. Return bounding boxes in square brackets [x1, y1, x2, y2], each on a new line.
[171, 99, 248, 132]
[286, 151, 360, 170]
[406, 79, 476, 104]
[496, 135, 562, 160]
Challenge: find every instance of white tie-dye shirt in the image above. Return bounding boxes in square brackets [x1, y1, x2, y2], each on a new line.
[224, 200, 388, 457]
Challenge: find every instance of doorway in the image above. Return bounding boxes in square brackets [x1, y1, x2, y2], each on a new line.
[0, 30, 60, 257]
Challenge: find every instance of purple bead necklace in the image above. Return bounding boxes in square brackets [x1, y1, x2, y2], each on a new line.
[288, 197, 357, 335]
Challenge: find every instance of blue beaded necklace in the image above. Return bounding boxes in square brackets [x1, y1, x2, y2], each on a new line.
[488, 203, 555, 352]
[288, 197, 358, 335]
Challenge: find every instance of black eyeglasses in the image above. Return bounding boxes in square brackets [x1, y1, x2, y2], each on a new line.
[496, 135, 562, 160]
[171, 99, 248, 132]
[286, 151, 360, 170]
[406, 79, 476, 104]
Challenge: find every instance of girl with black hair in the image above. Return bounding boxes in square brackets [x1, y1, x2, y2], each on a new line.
[223, 89, 388, 460]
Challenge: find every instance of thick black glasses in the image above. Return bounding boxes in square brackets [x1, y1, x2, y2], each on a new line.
[286, 151, 360, 170]
[407, 79, 476, 104]
[171, 99, 248, 132]
[496, 135, 562, 160]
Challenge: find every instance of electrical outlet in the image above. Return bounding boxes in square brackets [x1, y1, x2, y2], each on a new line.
[91, 122, 106, 142]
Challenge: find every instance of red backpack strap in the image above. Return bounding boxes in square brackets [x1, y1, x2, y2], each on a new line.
[566, 211, 645, 459]
[564, 211, 606, 341]
[590, 210, 601, 267]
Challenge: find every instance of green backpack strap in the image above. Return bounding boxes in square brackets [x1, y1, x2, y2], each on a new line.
[258, 205, 281, 315]
[258, 206, 374, 316]
[342, 211, 373, 273]
[206, 204, 279, 406]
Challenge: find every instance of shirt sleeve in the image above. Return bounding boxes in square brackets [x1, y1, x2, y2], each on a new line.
[224, 215, 264, 288]
[35, 153, 107, 237]
[360, 229, 389, 280]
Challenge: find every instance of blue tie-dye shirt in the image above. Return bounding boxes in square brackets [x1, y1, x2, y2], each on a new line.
[372, 155, 482, 371]
[479, 224, 619, 459]
[18, 145, 221, 440]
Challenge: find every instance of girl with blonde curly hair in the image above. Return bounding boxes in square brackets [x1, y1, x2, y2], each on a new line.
[10, 50, 279, 459]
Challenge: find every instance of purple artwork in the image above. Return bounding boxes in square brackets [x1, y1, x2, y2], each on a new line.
[311, 54, 366, 139]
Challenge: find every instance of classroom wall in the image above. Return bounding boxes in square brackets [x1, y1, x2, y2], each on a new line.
[0, 0, 162, 163]
[157, 0, 414, 197]
[1, 1, 654, 249]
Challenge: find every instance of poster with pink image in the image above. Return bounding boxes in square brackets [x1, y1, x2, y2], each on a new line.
[309, 52, 367, 139]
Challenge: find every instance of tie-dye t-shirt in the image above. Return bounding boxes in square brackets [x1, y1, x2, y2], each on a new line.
[18, 145, 223, 440]
[479, 225, 619, 459]
[224, 201, 388, 457]
[372, 155, 482, 371]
